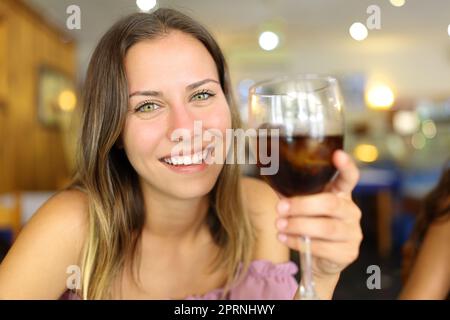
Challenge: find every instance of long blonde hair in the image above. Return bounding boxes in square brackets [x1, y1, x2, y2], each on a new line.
[71, 8, 255, 299]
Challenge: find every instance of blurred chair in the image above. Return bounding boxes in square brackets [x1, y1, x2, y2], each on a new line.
[354, 166, 401, 257]
[0, 191, 55, 244]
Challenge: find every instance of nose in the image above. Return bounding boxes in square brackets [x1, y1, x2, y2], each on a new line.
[166, 103, 197, 142]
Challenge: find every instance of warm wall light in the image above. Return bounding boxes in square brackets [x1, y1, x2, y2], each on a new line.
[259, 31, 279, 51]
[390, 0, 406, 7]
[58, 89, 77, 112]
[366, 84, 395, 110]
[136, 0, 157, 12]
[448, 24, 450, 37]
[354, 144, 379, 163]
[349, 22, 368, 41]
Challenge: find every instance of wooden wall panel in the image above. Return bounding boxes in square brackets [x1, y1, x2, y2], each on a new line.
[0, 0, 76, 193]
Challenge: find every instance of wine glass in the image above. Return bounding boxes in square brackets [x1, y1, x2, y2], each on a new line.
[248, 74, 344, 299]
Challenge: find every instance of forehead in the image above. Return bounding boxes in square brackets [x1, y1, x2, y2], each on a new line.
[124, 31, 219, 90]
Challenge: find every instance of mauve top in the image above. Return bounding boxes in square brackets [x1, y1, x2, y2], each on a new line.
[61, 259, 299, 300]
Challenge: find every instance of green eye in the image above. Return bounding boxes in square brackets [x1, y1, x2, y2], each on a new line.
[136, 102, 160, 113]
[191, 91, 215, 101]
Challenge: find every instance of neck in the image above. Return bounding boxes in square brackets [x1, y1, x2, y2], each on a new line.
[140, 181, 211, 244]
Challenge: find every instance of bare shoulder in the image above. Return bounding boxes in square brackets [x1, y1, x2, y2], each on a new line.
[420, 216, 450, 256]
[421, 217, 450, 260]
[428, 216, 450, 238]
[241, 176, 279, 214]
[400, 216, 450, 299]
[38, 189, 89, 228]
[0, 189, 89, 299]
[241, 176, 290, 263]
[25, 189, 89, 249]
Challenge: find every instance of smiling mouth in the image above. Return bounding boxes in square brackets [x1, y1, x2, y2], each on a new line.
[159, 147, 213, 166]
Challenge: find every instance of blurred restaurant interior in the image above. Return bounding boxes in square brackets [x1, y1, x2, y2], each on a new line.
[0, 0, 449, 299]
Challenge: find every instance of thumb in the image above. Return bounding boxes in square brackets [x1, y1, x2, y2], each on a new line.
[327, 150, 360, 195]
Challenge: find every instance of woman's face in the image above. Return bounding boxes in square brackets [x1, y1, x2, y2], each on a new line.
[123, 31, 232, 200]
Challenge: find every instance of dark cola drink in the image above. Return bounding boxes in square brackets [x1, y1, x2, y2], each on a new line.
[256, 133, 343, 197]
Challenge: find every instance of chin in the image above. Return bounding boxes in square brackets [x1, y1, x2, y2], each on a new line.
[142, 163, 224, 200]
[168, 180, 216, 200]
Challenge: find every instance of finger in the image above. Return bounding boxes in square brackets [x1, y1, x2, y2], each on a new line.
[275, 216, 351, 242]
[277, 235, 360, 266]
[276, 193, 345, 218]
[328, 150, 360, 195]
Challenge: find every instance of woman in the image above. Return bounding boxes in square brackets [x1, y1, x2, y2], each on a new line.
[0, 8, 362, 299]
[400, 166, 449, 299]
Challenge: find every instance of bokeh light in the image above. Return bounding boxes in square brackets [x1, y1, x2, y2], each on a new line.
[366, 84, 395, 110]
[354, 144, 379, 163]
[393, 110, 420, 135]
[259, 31, 279, 51]
[390, 0, 406, 7]
[136, 0, 157, 12]
[349, 22, 368, 41]
[411, 132, 426, 149]
[421, 119, 437, 139]
[58, 89, 77, 112]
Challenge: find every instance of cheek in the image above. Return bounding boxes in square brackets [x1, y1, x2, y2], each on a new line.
[200, 101, 233, 161]
[122, 118, 165, 162]
[202, 101, 232, 133]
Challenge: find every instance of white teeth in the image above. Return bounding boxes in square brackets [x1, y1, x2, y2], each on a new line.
[162, 149, 209, 166]
[192, 153, 200, 164]
[183, 156, 192, 165]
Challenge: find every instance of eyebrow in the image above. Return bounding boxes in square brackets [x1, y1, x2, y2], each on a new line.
[128, 78, 220, 98]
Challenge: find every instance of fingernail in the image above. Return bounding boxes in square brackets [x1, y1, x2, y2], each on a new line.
[278, 233, 287, 242]
[277, 200, 290, 214]
[276, 218, 288, 230]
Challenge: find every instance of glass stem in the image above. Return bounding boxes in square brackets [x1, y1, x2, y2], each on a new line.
[299, 236, 317, 299]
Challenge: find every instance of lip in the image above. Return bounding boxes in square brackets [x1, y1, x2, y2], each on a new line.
[160, 160, 208, 174]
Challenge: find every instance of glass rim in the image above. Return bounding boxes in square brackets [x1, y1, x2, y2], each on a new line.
[249, 73, 338, 96]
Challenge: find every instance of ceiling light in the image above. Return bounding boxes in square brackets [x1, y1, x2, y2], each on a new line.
[390, 0, 406, 7]
[136, 0, 157, 12]
[259, 31, 279, 51]
[349, 22, 368, 41]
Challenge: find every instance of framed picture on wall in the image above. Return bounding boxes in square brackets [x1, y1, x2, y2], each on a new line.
[37, 66, 77, 128]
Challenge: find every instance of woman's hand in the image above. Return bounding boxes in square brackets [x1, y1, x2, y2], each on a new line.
[275, 150, 363, 281]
